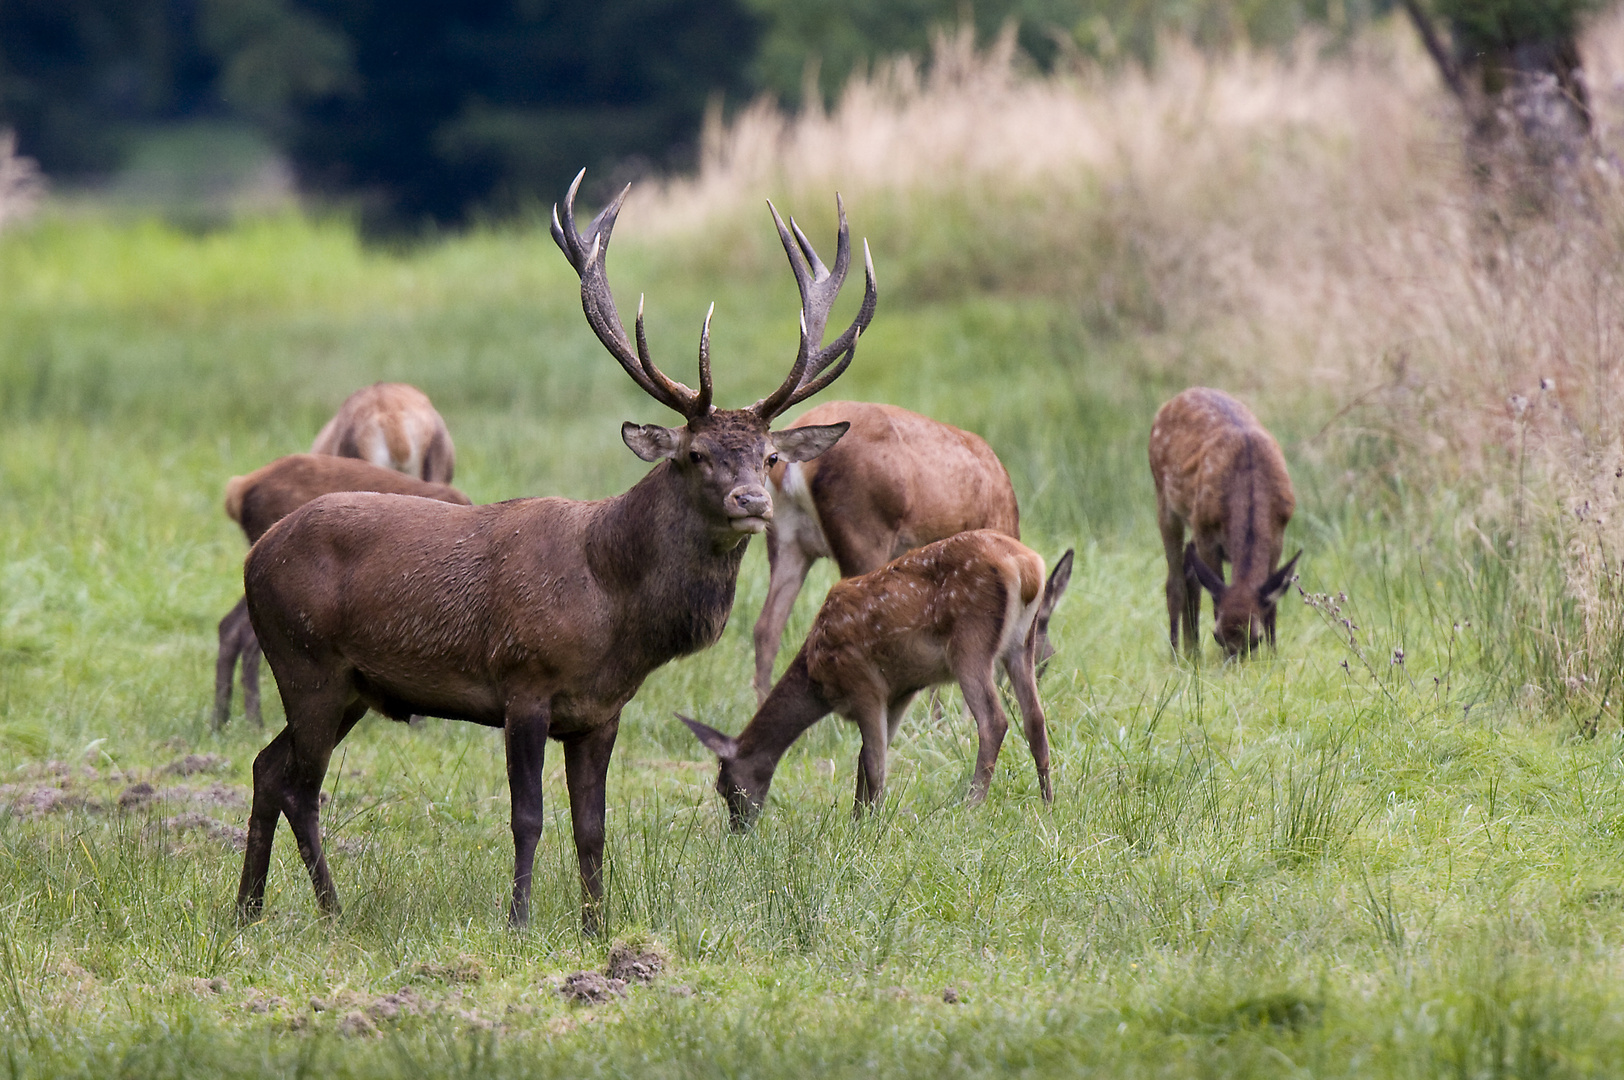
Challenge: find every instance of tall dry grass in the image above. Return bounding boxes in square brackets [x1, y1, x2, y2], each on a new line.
[635, 12, 1624, 699]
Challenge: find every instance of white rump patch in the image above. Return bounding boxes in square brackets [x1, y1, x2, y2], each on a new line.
[774, 463, 832, 559]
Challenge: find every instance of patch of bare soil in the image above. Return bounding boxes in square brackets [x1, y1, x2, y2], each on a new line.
[0, 785, 98, 816]
[162, 754, 230, 777]
[165, 812, 248, 851]
[416, 956, 483, 984]
[557, 972, 627, 1005]
[605, 942, 666, 984]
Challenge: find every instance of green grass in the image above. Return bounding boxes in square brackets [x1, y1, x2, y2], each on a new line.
[2, 207, 1622, 1077]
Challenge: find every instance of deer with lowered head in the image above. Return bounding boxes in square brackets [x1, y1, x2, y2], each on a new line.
[212, 454, 470, 730]
[751, 400, 1020, 702]
[237, 171, 875, 928]
[311, 381, 456, 483]
[1149, 387, 1300, 658]
[685, 530, 1072, 827]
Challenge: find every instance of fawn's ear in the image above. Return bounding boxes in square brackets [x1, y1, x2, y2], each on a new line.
[1185, 544, 1227, 599]
[1040, 548, 1075, 619]
[678, 714, 738, 759]
[771, 421, 849, 463]
[1260, 549, 1302, 607]
[623, 422, 686, 462]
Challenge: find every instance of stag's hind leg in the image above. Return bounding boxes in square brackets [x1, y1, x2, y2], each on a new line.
[237, 684, 364, 921]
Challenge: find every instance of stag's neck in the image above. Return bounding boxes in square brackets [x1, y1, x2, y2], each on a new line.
[587, 461, 749, 663]
[1222, 435, 1279, 587]
[734, 649, 832, 773]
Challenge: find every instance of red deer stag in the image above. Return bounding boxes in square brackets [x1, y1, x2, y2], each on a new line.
[685, 531, 1072, 827]
[1149, 387, 1300, 658]
[751, 400, 1020, 702]
[311, 382, 456, 483]
[237, 171, 875, 928]
[213, 455, 470, 729]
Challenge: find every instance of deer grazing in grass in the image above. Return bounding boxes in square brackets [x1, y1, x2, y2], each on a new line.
[751, 400, 1020, 702]
[311, 382, 456, 483]
[213, 455, 470, 730]
[685, 531, 1072, 827]
[236, 171, 875, 928]
[1149, 387, 1300, 658]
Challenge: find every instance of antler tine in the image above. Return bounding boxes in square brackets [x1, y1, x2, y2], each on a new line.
[774, 241, 874, 411]
[695, 303, 714, 415]
[752, 198, 875, 420]
[551, 171, 702, 417]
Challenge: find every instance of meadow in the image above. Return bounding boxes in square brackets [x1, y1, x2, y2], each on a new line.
[6, 17, 1624, 1077]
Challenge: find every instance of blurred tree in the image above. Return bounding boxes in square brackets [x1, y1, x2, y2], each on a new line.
[280, 0, 760, 226]
[0, 0, 217, 173]
[1400, 0, 1601, 159]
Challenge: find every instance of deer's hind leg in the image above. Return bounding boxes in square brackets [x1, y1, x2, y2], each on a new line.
[1158, 509, 1194, 656]
[848, 692, 892, 817]
[752, 528, 815, 704]
[1001, 645, 1053, 803]
[237, 677, 365, 921]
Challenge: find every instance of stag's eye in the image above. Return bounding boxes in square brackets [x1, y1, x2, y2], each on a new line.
[689, 451, 704, 465]
[766, 452, 779, 468]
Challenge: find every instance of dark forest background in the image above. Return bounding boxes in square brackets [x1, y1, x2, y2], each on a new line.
[0, 0, 1602, 226]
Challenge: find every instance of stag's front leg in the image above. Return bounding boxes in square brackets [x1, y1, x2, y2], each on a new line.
[504, 702, 551, 928]
[563, 714, 619, 935]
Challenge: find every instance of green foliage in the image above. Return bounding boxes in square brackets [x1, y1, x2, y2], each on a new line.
[0, 199, 1623, 1072]
[1430, 0, 1605, 52]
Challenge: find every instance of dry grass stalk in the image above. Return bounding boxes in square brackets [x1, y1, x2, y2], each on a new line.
[0, 130, 43, 232]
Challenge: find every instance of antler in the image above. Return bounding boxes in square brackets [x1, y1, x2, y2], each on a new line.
[551, 170, 712, 418]
[751, 194, 878, 421]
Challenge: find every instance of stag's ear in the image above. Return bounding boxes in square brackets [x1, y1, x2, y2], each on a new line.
[771, 421, 849, 463]
[622, 422, 686, 462]
[1260, 549, 1302, 607]
[1185, 544, 1227, 599]
[678, 714, 738, 759]
[1040, 549, 1074, 619]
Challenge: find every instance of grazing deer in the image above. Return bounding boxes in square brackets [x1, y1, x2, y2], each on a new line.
[685, 531, 1072, 827]
[751, 400, 1020, 702]
[1149, 387, 1300, 657]
[311, 382, 456, 483]
[236, 171, 875, 928]
[213, 455, 470, 730]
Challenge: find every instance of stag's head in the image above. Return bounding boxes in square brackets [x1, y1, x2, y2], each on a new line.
[552, 171, 876, 543]
[1187, 545, 1301, 656]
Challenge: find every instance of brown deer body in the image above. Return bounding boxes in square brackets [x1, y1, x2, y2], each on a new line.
[1149, 387, 1299, 657]
[237, 172, 875, 928]
[311, 382, 456, 483]
[213, 455, 470, 729]
[686, 531, 1071, 826]
[752, 400, 1019, 700]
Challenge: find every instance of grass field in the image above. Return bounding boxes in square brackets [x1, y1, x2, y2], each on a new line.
[7, 24, 1624, 1077]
